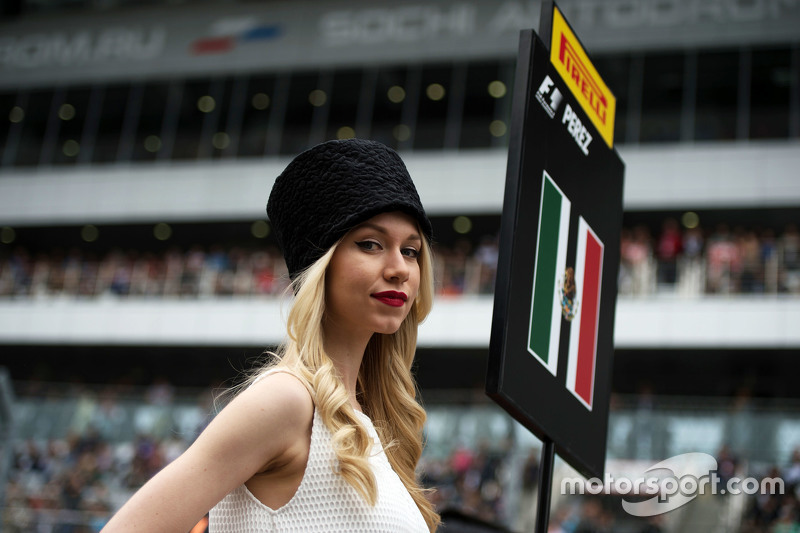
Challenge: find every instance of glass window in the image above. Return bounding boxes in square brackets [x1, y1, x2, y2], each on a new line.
[750, 47, 791, 139]
[371, 67, 409, 151]
[280, 72, 320, 155]
[92, 84, 130, 164]
[172, 79, 213, 160]
[195, 78, 235, 160]
[640, 52, 684, 143]
[131, 81, 170, 162]
[213, 77, 245, 160]
[459, 61, 503, 149]
[325, 69, 363, 142]
[414, 64, 452, 150]
[0, 91, 21, 167]
[695, 50, 739, 141]
[238, 74, 277, 158]
[14, 89, 54, 166]
[51, 85, 92, 166]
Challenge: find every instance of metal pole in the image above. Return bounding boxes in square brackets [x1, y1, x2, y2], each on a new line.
[0, 367, 16, 516]
[534, 438, 555, 533]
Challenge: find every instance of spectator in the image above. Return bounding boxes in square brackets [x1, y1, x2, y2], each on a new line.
[108, 251, 133, 296]
[780, 223, 800, 293]
[762, 228, 780, 292]
[771, 503, 800, 533]
[626, 225, 655, 295]
[743, 466, 783, 531]
[618, 228, 635, 295]
[10, 247, 34, 296]
[739, 229, 764, 293]
[706, 224, 740, 294]
[655, 218, 682, 287]
[679, 225, 704, 296]
[515, 448, 540, 532]
[716, 444, 739, 489]
[784, 447, 800, 491]
[475, 235, 499, 294]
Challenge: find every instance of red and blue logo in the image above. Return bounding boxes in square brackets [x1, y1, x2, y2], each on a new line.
[190, 18, 283, 55]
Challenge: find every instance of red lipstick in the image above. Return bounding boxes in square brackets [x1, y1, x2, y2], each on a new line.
[371, 291, 408, 307]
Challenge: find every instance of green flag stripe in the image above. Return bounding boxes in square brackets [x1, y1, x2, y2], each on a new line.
[528, 172, 570, 375]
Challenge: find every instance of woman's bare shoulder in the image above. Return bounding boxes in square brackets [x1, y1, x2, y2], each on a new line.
[240, 369, 315, 421]
[225, 372, 314, 440]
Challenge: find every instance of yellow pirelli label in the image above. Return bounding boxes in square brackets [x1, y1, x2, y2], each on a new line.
[550, 6, 616, 148]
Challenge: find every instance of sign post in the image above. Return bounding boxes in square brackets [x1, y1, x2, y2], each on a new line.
[486, 2, 625, 531]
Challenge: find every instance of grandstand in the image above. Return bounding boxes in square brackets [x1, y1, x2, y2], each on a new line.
[1, 0, 799, 531]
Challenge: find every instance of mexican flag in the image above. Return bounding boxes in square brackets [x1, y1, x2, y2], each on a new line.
[527, 171, 604, 410]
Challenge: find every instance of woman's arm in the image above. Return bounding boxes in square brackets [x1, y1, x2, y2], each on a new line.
[102, 372, 314, 532]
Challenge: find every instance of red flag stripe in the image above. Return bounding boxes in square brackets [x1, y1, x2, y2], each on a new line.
[575, 228, 602, 406]
[191, 36, 235, 55]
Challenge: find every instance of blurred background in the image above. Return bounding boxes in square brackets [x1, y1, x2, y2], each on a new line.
[0, 0, 798, 531]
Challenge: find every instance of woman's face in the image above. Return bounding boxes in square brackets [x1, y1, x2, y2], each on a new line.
[324, 211, 422, 339]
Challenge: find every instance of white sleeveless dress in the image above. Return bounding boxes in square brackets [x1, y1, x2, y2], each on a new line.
[208, 372, 429, 532]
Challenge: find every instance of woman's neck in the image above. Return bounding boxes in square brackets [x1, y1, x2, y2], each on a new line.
[321, 323, 372, 412]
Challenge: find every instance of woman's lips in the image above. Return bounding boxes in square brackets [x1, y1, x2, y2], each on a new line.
[371, 291, 408, 307]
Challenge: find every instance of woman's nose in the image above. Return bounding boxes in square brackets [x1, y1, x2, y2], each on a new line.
[384, 248, 410, 282]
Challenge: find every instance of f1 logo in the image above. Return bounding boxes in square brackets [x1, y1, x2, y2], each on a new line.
[535, 75, 563, 119]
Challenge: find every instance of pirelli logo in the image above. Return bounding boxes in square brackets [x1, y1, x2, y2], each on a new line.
[550, 6, 616, 149]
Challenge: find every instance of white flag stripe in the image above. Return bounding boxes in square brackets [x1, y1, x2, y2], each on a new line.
[546, 180, 571, 375]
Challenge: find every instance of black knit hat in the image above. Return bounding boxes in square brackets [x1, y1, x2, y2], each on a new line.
[267, 138, 432, 279]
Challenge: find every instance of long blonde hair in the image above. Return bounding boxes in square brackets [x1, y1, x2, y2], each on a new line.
[246, 231, 440, 531]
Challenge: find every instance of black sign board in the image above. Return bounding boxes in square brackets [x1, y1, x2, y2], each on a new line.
[486, 10, 624, 481]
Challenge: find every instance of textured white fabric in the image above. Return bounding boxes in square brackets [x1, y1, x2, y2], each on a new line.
[208, 371, 428, 532]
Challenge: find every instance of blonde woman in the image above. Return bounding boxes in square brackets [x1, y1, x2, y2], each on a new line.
[102, 139, 440, 532]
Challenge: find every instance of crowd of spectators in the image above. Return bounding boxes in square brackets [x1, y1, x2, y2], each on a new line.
[619, 221, 800, 297]
[739, 448, 800, 533]
[1, 220, 799, 301]
[422, 442, 513, 527]
[4, 378, 800, 532]
[0, 244, 293, 301]
[3, 382, 212, 533]
[0, 239, 499, 300]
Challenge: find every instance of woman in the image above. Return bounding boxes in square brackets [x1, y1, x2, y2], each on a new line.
[102, 139, 440, 532]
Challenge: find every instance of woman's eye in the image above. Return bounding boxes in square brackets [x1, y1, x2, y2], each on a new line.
[356, 240, 380, 251]
[402, 248, 420, 259]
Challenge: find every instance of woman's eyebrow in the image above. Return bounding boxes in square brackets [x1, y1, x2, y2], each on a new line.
[356, 222, 422, 242]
